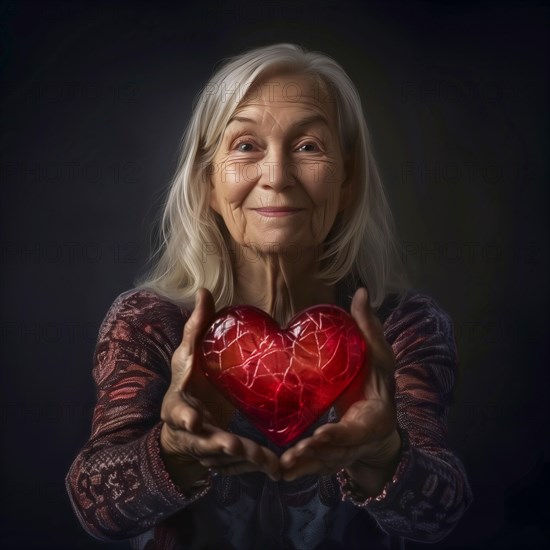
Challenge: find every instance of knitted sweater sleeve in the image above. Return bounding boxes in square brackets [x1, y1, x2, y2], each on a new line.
[339, 292, 473, 542]
[65, 289, 210, 541]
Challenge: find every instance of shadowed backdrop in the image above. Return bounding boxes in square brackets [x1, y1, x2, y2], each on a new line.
[0, 0, 548, 548]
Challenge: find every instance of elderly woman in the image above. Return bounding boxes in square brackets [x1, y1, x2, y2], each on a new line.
[66, 44, 472, 549]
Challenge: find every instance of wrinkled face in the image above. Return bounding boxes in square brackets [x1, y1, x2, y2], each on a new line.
[209, 72, 349, 256]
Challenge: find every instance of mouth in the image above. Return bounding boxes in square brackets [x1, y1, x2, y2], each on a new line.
[252, 207, 305, 218]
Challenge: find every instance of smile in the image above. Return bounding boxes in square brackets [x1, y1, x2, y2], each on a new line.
[252, 207, 305, 218]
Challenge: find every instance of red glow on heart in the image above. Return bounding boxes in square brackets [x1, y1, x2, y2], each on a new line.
[200, 305, 367, 446]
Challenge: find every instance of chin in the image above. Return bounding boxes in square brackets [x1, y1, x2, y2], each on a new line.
[246, 238, 321, 260]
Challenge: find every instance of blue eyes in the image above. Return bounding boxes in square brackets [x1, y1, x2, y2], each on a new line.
[297, 143, 317, 152]
[234, 141, 319, 153]
[236, 142, 254, 152]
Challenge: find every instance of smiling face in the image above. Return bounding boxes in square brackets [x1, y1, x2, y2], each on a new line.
[209, 72, 350, 256]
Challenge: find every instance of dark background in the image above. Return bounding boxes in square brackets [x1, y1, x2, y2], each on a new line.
[1, 0, 548, 548]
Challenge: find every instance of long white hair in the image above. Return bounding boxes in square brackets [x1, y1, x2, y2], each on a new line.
[137, 43, 408, 309]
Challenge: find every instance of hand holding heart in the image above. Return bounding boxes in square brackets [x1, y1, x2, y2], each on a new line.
[160, 287, 400, 495]
[200, 299, 366, 446]
[279, 287, 402, 493]
[159, 289, 281, 489]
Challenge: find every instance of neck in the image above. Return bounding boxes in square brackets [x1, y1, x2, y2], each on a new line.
[231, 243, 336, 326]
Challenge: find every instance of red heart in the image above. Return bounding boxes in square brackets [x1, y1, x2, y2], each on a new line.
[200, 305, 367, 446]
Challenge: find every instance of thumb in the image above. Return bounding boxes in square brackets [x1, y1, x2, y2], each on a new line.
[351, 288, 383, 350]
[181, 288, 216, 355]
[170, 288, 215, 389]
[350, 287, 370, 335]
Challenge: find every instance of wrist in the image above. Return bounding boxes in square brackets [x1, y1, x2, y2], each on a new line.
[355, 429, 402, 469]
[344, 429, 402, 496]
[160, 423, 210, 492]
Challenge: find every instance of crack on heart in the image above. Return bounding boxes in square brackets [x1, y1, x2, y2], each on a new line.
[201, 305, 367, 446]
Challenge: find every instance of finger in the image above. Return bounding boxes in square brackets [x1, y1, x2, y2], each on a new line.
[279, 436, 317, 467]
[180, 288, 216, 356]
[280, 435, 344, 466]
[163, 393, 204, 432]
[177, 289, 215, 381]
[189, 428, 281, 478]
[282, 458, 335, 481]
[312, 419, 369, 447]
[177, 289, 215, 387]
[281, 439, 352, 465]
[351, 288, 385, 353]
[197, 455, 250, 467]
[212, 461, 272, 478]
[351, 288, 395, 375]
[224, 434, 281, 478]
[316, 400, 396, 446]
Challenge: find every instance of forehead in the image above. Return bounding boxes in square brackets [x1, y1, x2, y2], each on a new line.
[233, 72, 337, 122]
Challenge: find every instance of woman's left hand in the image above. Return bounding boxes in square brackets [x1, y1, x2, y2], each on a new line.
[280, 288, 402, 495]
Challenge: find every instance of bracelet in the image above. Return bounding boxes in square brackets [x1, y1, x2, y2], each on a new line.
[337, 430, 411, 508]
[190, 475, 211, 489]
[337, 468, 376, 507]
[184, 469, 213, 499]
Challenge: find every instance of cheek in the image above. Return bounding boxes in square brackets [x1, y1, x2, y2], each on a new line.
[305, 165, 344, 235]
[213, 164, 257, 207]
[313, 193, 341, 228]
[305, 163, 344, 207]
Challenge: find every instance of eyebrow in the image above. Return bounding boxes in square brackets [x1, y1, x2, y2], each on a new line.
[226, 113, 330, 129]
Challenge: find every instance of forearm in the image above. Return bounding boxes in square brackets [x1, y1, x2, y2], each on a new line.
[66, 423, 210, 541]
[339, 430, 473, 542]
[65, 291, 210, 540]
[344, 292, 473, 541]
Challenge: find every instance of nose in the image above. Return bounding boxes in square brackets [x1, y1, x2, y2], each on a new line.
[260, 148, 296, 191]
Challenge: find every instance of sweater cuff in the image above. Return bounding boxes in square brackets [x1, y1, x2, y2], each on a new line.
[337, 429, 411, 508]
[143, 422, 212, 505]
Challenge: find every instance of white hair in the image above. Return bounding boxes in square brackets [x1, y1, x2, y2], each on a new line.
[136, 43, 408, 309]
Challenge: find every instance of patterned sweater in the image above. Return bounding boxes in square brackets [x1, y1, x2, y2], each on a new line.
[65, 287, 472, 549]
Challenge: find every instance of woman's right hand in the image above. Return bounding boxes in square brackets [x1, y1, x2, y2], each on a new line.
[160, 288, 281, 490]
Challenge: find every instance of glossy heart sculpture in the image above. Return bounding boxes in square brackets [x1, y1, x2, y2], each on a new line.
[201, 305, 367, 446]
